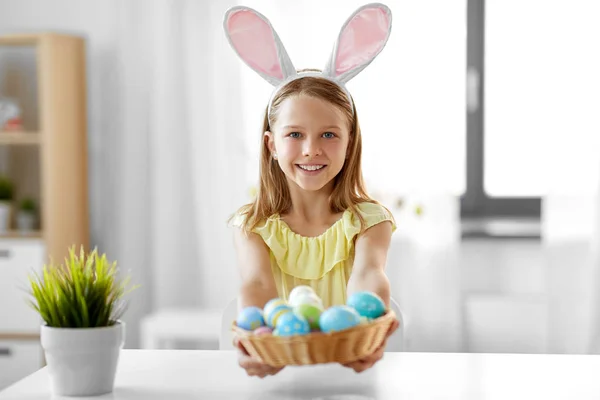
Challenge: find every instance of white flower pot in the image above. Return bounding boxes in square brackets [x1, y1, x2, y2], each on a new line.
[16, 210, 36, 232]
[0, 201, 11, 233]
[40, 321, 125, 397]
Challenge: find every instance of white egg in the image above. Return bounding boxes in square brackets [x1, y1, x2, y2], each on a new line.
[288, 292, 323, 309]
[288, 285, 316, 304]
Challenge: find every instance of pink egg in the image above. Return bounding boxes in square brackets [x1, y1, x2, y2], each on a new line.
[253, 326, 273, 335]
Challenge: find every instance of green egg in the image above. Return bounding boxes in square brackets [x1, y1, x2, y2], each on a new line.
[293, 303, 322, 330]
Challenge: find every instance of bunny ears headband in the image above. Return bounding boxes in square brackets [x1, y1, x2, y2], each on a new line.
[223, 3, 393, 115]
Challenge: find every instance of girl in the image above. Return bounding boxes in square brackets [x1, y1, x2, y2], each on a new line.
[224, 3, 399, 377]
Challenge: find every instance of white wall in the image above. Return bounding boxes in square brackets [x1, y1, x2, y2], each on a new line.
[0, 0, 150, 346]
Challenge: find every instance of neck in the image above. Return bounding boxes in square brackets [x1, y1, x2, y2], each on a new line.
[286, 179, 335, 222]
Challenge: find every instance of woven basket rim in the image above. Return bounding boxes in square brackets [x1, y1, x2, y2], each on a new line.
[231, 309, 396, 342]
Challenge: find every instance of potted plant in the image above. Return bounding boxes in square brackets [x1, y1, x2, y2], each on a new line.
[16, 197, 36, 233]
[0, 175, 14, 233]
[27, 246, 139, 396]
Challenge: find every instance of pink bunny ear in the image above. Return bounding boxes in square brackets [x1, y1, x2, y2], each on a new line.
[324, 3, 392, 84]
[224, 6, 296, 86]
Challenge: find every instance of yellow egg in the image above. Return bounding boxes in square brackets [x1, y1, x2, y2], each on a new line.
[268, 305, 293, 328]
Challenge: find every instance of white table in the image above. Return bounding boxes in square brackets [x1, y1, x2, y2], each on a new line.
[1, 350, 600, 399]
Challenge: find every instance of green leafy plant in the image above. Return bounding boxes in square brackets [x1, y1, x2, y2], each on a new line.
[27, 246, 139, 328]
[0, 176, 13, 201]
[20, 197, 36, 213]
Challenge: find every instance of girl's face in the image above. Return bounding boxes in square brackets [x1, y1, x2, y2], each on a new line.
[265, 94, 351, 193]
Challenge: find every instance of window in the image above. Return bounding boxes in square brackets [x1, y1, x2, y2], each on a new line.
[462, 0, 600, 234]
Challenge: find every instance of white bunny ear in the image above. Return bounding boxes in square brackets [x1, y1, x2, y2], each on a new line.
[324, 3, 392, 84]
[224, 6, 297, 86]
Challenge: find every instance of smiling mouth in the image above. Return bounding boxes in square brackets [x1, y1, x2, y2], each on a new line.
[296, 164, 326, 171]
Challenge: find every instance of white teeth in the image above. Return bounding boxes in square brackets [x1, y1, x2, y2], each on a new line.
[298, 165, 325, 171]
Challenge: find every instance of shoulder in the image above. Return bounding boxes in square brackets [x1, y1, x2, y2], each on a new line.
[340, 201, 396, 242]
[352, 201, 396, 231]
[228, 205, 270, 231]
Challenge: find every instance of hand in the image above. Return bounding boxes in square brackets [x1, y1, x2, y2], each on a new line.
[234, 335, 284, 378]
[342, 317, 400, 373]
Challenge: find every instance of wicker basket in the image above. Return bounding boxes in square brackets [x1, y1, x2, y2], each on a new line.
[231, 310, 397, 367]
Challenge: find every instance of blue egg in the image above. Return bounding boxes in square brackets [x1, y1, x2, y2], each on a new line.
[266, 304, 292, 328]
[236, 306, 265, 331]
[319, 305, 361, 333]
[347, 291, 386, 319]
[275, 312, 310, 336]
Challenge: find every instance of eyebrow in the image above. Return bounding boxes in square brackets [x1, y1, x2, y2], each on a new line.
[283, 125, 342, 130]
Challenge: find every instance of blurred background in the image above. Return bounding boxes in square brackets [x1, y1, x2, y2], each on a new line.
[1, 0, 600, 389]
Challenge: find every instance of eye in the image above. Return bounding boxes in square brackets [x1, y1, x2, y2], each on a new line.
[323, 132, 336, 139]
[289, 132, 301, 139]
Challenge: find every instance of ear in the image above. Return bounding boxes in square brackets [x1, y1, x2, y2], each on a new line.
[323, 3, 392, 84]
[224, 6, 297, 86]
[264, 131, 276, 154]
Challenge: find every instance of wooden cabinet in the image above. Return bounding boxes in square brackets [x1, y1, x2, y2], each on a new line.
[0, 33, 89, 389]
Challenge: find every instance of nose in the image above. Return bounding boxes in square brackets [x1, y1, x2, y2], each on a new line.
[302, 136, 322, 157]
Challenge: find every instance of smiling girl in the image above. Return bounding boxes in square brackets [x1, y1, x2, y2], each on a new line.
[225, 3, 399, 377]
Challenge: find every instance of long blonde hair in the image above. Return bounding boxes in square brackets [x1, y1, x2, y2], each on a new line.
[233, 73, 377, 232]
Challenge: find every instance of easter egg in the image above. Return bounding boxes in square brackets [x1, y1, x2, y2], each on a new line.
[347, 291, 386, 319]
[236, 306, 265, 331]
[288, 292, 323, 308]
[293, 303, 322, 330]
[274, 312, 310, 336]
[319, 305, 361, 333]
[288, 285, 316, 303]
[359, 316, 370, 325]
[253, 326, 273, 335]
[263, 298, 287, 318]
[266, 304, 293, 328]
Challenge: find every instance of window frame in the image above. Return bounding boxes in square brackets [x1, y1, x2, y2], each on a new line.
[461, 0, 541, 221]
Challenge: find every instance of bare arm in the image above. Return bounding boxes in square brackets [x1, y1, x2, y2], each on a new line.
[343, 220, 398, 373]
[233, 228, 279, 310]
[232, 227, 284, 377]
[347, 221, 393, 308]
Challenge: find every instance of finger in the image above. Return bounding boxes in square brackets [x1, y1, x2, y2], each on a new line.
[239, 354, 281, 376]
[371, 347, 384, 362]
[386, 319, 400, 337]
[238, 354, 266, 370]
[353, 364, 370, 373]
[243, 363, 270, 377]
[246, 368, 267, 378]
[235, 338, 251, 356]
[343, 350, 384, 373]
[253, 370, 269, 378]
[343, 359, 367, 370]
[248, 365, 279, 378]
[363, 348, 384, 364]
[269, 366, 284, 375]
[348, 359, 370, 373]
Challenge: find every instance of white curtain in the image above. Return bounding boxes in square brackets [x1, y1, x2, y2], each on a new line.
[110, 0, 247, 347]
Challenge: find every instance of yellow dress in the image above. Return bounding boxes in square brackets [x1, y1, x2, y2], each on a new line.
[231, 202, 396, 308]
